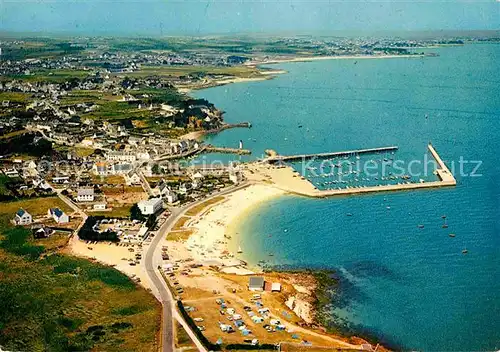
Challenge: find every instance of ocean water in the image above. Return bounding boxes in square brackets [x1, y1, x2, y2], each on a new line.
[194, 44, 500, 351]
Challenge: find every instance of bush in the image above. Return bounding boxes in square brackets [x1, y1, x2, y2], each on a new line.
[129, 204, 145, 221]
[78, 216, 118, 242]
[0, 226, 44, 260]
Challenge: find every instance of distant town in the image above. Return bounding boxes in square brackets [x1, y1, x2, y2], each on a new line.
[0, 33, 498, 352]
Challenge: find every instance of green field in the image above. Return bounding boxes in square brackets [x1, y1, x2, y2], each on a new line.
[0, 198, 160, 351]
[120, 65, 261, 79]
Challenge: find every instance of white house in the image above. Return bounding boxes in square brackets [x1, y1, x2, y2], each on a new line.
[229, 165, 243, 184]
[136, 151, 151, 160]
[159, 181, 178, 204]
[124, 171, 141, 186]
[33, 178, 52, 190]
[248, 276, 265, 291]
[178, 183, 188, 195]
[93, 203, 107, 211]
[92, 162, 108, 176]
[14, 209, 32, 225]
[137, 198, 163, 215]
[106, 151, 137, 162]
[191, 171, 204, 182]
[48, 208, 69, 224]
[77, 188, 95, 202]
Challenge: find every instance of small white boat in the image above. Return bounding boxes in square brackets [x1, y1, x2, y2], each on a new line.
[237, 246, 243, 253]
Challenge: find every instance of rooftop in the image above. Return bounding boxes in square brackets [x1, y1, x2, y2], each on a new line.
[249, 276, 265, 288]
[78, 188, 94, 196]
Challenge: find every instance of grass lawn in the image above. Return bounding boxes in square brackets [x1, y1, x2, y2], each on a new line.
[171, 216, 191, 231]
[0, 92, 32, 103]
[117, 65, 262, 79]
[184, 196, 225, 217]
[34, 232, 71, 252]
[92, 205, 132, 219]
[0, 197, 73, 225]
[92, 175, 125, 185]
[167, 229, 194, 242]
[0, 197, 161, 351]
[175, 322, 197, 350]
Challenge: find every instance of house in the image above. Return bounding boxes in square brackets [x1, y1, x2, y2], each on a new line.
[191, 171, 204, 189]
[26, 160, 37, 169]
[77, 188, 94, 202]
[229, 166, 243, 184]
[191, 171, 204, 181]
[14, 209, 32, 225]
[33, 178, 52, 190]
[52, 176, 70, 184]
[106, 151, 136, 162]
[271, 283, 281, 292]
[93, 203, 107, 210]
[4, 169, 20, 178]
[92, 162, 108, 176]
[248, 276, 265, 291]
[33, 226, 54, 239]
[178, 140, 188, 152]
[124, 170, 141, 186]
[178, 183, 188, 195]
[110, 163, 133, 175]
[136, 151, 151, 160]
[159, 181, 178, 204]
[48, 208, 69, 224]
[137, 198, 163, 215]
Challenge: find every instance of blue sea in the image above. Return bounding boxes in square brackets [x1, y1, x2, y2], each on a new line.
[194, 44, 500, 351]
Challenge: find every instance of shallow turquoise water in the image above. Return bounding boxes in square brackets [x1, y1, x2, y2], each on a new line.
[194, 44, 500, 351]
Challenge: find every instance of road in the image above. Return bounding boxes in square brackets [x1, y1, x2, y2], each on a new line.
[144, 182, 250, 352]
[137, 169, 155, 197]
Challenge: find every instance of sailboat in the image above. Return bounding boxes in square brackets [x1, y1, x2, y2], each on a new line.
[237, 246, 243, 254]
[442, 218, 449, 229]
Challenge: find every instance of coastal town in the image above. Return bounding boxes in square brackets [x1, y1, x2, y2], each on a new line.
[0, 33, 486, 352]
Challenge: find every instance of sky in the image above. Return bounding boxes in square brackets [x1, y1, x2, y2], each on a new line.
[0, 0, 498, 36]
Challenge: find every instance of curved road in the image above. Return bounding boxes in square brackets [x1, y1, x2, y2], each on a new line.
[144, 182, 250, 352]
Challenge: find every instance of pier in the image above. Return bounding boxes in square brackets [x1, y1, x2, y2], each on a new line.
[247, 143, 456, 197]
[205, 146, 251, 155]
[266, 146, 399, 163]
[204, 122, 251, 135]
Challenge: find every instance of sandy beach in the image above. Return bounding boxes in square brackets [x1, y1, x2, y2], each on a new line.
[182, 184, 285, 267]
[247, 53, 425, 65]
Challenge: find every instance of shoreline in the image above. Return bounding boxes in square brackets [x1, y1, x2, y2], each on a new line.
[179, 53, 424, 141]
[247, 53, 425, 65]
[64, 183, 384, 349]
[168, 183, 384, 349]
[181, 184, 286, 268]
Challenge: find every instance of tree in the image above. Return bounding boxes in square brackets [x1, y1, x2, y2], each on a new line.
[145, 214, 157, 230]
[129, 204, 145, 221]
[151, 163, 161, 175]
